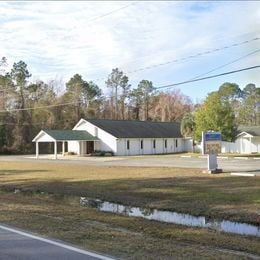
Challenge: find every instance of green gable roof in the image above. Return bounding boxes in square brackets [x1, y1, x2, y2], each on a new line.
[44, 130, 99, 141]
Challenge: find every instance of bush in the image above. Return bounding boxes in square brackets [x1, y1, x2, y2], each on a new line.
[91, 150, 114, 156]
[66, 151, 76, 155]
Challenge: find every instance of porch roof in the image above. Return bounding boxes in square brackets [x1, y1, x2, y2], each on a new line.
[33, 130, 99, 142]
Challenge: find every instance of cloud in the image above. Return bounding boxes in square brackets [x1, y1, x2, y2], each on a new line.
[0, 1, 259, 100]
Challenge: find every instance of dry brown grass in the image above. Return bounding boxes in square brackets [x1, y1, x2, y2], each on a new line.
[0, 161, 259, 259]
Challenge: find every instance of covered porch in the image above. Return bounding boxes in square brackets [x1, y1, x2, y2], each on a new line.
[32, 130, 100, 159]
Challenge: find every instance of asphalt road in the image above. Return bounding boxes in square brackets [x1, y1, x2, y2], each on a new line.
[112, 156, 260, 174]
[0, 155, 259, 175]
[103, 156, 260, 175]
[0, 225, 113, 260]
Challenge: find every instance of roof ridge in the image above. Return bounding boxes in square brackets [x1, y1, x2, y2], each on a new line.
[87, 119, 179, 123]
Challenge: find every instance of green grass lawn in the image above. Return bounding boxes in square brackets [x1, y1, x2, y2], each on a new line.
[0, 161, 259, 259]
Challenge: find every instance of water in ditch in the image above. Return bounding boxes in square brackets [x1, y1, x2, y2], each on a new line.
[80, 197, 260, 237]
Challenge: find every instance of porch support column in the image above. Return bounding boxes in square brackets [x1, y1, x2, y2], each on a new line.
[62, 141, 65, 156]
[54, 141, 57, 159]
[35, 142, 39, 159]
[249, 137, 252, 154]
[80, 141, 83, 156]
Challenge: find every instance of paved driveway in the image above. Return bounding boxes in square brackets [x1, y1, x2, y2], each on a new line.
[0, 155, 259, 175]
[0, 225, 113, 260]
[101, 156, 260, 175]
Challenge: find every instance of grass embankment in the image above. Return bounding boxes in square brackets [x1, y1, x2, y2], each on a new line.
[0, 161, 259, 259]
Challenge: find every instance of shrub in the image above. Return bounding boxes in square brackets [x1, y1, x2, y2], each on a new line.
[91, 150, 114, 156]
[66, 151, 76, 155]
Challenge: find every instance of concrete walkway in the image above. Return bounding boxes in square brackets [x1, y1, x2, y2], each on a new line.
[0, 224, 114, 260]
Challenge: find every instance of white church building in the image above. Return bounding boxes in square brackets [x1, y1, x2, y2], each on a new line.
[32, 118, 187, 158]
[33, 119, 260, 158]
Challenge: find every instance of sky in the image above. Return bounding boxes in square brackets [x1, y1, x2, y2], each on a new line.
[0, 1, 260, 103]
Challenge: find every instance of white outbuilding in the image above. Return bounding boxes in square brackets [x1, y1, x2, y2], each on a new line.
[218, 126, 260, 154]
[235, 126, 260, 154]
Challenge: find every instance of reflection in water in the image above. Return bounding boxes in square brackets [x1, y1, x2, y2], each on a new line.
[80, 197, 260, 237]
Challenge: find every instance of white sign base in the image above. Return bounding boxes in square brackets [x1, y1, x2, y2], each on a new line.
[203, 154, 222, 174]
[208, 154, 217, 171]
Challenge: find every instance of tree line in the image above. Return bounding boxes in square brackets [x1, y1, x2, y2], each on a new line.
[0, 59, 192, 154]
[0, 58, 259, 154]
[181, 82, 260, 143]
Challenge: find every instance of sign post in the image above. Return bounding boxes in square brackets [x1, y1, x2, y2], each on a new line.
[202, 131, 222, 174]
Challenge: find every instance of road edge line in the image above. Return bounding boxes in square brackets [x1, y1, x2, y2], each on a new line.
[0, 224, 114, 260]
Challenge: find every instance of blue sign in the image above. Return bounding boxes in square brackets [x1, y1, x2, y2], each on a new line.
[205, 132, 221, 141]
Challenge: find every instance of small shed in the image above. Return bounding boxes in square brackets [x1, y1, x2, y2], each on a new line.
[236, 126, 260, 154]
[32, 130, 99, 159]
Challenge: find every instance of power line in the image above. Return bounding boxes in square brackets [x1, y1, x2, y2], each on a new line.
[3, 35, 260, 92]
[0, 101, 81, 113]
[0, 118, 68, 126]
[156, 65, 260, 90]
[86, 1, 139, 24]
[189, 49, 260, 80]
[92, 37, 260, 82]
[1, 65, 259, 114]
[127, 38, 260, 74]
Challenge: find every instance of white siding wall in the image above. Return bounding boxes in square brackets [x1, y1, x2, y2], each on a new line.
[239, 136, 260, 153]
[117, 139, 125, 155]
[68, 141, 80, 154]
[35, 132, 55, 142]
[128, 139, 140, 155]
[252, 137, 260, 153]
[175, 138, 183, 153]
[143, 139, 152, 154]
[117, 139, 144, 156]
[70, 120, 118, 155]
[155, 139, 164, 154]
[68, 119, 186, 156]
[241, 138, 251, 154]
[94, 140, 101, 151]
[115, 138, 185, 156]
[97, 130, 117, 153]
